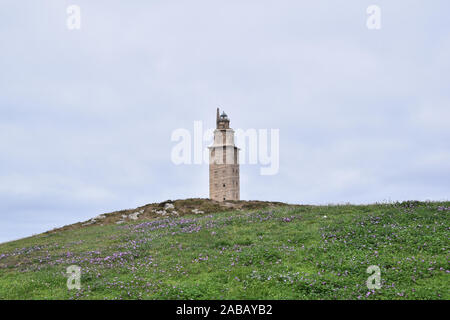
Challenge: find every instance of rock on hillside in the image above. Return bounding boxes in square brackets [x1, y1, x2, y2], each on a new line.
[45, 198, 291, 234]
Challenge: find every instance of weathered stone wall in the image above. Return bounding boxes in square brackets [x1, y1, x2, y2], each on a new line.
[209, 122, 240, 201]
[209, 154, 240, 201]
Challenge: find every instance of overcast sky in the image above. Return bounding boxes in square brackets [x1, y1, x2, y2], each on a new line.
[1, 0, 449, 243]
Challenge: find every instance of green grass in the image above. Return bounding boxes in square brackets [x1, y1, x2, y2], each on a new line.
[0, 201, 448, 300]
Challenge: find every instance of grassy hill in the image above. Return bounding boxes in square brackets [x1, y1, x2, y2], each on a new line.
[0, 199, 448, 300]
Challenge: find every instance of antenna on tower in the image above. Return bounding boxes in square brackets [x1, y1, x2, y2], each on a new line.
[216, 107, 220, 128]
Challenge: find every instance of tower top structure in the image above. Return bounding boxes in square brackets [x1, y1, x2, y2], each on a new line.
[216, 107, 230, 130]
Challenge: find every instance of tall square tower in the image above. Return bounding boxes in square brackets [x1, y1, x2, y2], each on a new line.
[209, 108, 240, 201]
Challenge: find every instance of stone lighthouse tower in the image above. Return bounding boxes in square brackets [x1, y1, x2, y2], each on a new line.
[209, 108, 240, 201]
